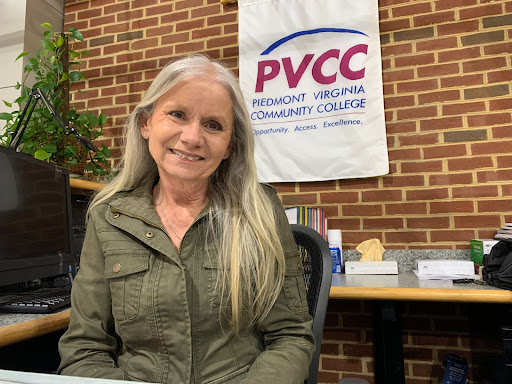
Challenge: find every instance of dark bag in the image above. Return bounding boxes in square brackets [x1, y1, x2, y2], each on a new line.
[482, 240, 512, 290]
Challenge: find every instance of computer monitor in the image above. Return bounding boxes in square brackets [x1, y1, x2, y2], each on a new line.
[0, 146, 75, 288]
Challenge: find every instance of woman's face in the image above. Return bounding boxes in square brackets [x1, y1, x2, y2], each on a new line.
[141, 76, 234, 188]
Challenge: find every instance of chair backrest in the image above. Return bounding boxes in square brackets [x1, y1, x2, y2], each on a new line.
[290, 224, 333, 384]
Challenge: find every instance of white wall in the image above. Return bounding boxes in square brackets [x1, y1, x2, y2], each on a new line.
[0, 0, 26, 116]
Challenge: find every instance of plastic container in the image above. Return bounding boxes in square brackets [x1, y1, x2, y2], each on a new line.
[328, 229, 343, 273]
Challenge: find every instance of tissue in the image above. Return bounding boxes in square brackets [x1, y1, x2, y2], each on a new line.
[356, 238, 385, 261]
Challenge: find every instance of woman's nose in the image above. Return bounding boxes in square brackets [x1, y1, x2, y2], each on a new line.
[180, 121, 203, 146]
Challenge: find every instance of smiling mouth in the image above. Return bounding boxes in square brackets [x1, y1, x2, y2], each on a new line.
[171, 149, 203, 161]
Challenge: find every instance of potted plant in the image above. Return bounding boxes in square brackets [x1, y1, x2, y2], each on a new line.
[0, 23, 111, 178]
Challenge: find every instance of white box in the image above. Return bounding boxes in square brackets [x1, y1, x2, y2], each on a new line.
[344, 260, 398, 275]
[416, 260, 474, 275]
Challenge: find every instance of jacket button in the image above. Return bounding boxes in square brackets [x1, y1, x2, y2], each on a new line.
[297, 261, 303, 270]
[112, 263, 121, 273]
[146, 232, 154, 238]
[113, 213, 120, 219]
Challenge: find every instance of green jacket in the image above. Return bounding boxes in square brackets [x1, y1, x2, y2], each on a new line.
[58, 180, 315, 383]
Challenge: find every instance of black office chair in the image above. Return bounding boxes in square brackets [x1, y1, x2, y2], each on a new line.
[290, 224, 333, 384]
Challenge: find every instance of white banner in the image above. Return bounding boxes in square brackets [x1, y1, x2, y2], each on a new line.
[239, 0, 389, 182]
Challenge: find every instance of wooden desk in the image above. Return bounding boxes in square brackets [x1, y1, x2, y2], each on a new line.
[329, 272, 512, 303]
[0, 311, 70, 348]
[329, 272, 512, 384]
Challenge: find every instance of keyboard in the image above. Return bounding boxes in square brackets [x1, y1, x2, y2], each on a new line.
[0, 286, 71, 314]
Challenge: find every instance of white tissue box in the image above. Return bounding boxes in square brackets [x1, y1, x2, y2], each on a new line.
[416, 260, 474, 275]
[344, 260, 398, 275]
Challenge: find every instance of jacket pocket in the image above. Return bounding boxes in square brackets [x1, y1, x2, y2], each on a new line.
[103, 250, 150, 321]
[283, 251, 309, 313]
[206, 364, 250, 384]
[203, 255, 223, 310]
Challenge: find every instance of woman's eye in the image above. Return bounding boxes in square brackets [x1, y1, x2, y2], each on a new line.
[205, 121, 222, 131]
[169, 111, 184, 119]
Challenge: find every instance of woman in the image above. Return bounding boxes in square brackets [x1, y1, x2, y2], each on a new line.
[58, 54, 314, 384]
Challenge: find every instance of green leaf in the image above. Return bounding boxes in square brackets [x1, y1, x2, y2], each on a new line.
[34, 150, 52, 160]
[41, 22, 53, 30]
[43, 30, 51, 38]
[69, 71, 82, 81]
[77, 114, 89, 125]
[69, 50, 80, 59]
[69, 28, 83, 42]
[81, 50, 91, 57]
[41, 39, 55, 52]
[28, 57, 39, 66]
[64, 145, 78, 156]
[41, 143, 57, 153]
[59, 73, 69, 82]
[98, 113, 107, 126]
[55, 35, 64, 47]
[2, 100, 12, 108]
[15, 51, 28, 62]
[0, 112, 13, 120]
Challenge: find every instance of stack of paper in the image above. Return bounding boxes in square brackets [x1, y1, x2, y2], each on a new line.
[414, 260, 479, 280]
[495, 223, 512, 241]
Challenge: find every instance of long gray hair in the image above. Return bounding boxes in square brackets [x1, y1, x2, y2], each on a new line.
[90, 54, 285, 332]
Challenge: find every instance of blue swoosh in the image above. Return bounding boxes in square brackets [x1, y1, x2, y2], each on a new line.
[261, 28, 368, 55]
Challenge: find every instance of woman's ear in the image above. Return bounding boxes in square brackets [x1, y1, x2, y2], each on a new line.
[140, 115, 149, 139]
[222, 141, 233, 160]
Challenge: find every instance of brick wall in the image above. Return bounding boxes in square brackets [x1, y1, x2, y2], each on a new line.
[64, 0, 512, 250]
[63, 1, 512, 383]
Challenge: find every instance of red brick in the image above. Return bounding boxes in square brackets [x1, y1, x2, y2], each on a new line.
[104, 42, 130, 55]
[382, 69, 415, 83]
[207, 35, 237, 49]
[381, 43, 413, 57]
[175, 0, 203, 10]
[386, 121, 417, 135]
[320, 192, 359, 204]
[328, 218, 361, 231]
[132, 38, 159, 51]
[406, 188, 449, 201]
[145, 4, 174, 17]
[430, 230, 475, 242]
[384, 95, 415, 109]
[440, 74, 484, 88]
[435, 0, 477, 11]
[429, 173, 473, 186]
[503, 185, 512, 197]
[388, 148, 421, 161]
[489, 98, 512, 111]
[477, 169, 512, 183]
[341, 204, 382, 217]
[207, 13, 237, 26]
[472, 140, 512, 155]
[383, 175, 426, 188]
[281, 193, 317, 205]
[145, 46, 174, 59]
[468, 113, 512, 127]
[418, 90, 460, 104]
[416, 36, 457, 52]
[442, 102, 486, 116]
[161, 10, 188, 24]
[488, 69, 512, 84]
[397, 79, 438, 93]
[423, 144, 467, 159]
[104, 23, 130, 34]
[463, 57, 508, 73]
[379, 18, 411, 33]
[398, 133, 439, 147]
[116, 9, 144, 22]
[430, 201, 474, 214]
[362, 190, 402, 202]
[298, 181, 337, 192]
[395, 53, 435, 68]
[478, 200, 512, 213]
[497, 155, 512, 168]
[425, 59, 466, 78]
[386, 231, 428, 244]
[223, 23, 238, 34]
[454, 215, 501, 228]
[452, 185, 499, 198]
[459, 3, 504, 20]
[322, 357, 363, 372]
[401, 160, 443, 174]
[437, 20, 480, 36]
[420, 116, 462, 131]
[484, 41, 512, 55]
[396, 106, 438, 120]
[385, 203, 427, 215]
[438, 46, 481, 63]
[363, 218, 404, 230]
[175, 41, 205, 54]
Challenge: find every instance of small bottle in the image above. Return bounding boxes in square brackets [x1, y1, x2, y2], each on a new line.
[327, 229, 343, 273]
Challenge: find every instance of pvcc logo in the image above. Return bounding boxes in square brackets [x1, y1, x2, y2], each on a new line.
[255, 28, 369, 93]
